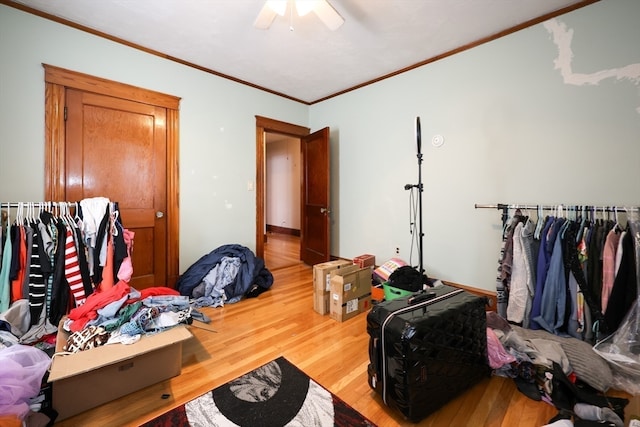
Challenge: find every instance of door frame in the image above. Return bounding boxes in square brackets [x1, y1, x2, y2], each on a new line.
[43, 64, 182, 286]
[255, 116, 309, 260]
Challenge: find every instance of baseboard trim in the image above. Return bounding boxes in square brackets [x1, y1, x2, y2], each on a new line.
[266, 225, 301, 237]
[443, 281, 497, 312]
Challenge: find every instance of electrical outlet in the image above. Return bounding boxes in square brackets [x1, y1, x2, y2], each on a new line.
[395, 247, 400, 255]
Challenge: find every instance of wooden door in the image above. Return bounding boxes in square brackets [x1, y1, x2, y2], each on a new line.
[65, 89, 167, 289]
[44, 65, 181, 289]
[300, 128, 331, 265]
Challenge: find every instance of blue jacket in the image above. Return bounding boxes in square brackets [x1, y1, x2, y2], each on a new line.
[176, 244, 273, 300]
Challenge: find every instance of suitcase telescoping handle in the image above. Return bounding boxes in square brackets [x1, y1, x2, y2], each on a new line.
[407, 290, 437, 305]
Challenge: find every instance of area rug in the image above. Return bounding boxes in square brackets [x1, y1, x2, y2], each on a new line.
[143, 356, 376, 426]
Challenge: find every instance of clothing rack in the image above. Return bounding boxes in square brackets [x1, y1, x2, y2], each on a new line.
[475, 203, 640, 211]
[1, 201, 78, 222]
[1, 201, 77, 208]
[475, 203, 640, 228]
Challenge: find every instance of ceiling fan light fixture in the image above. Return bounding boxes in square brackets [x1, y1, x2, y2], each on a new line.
[254, 0, 344, 31]
[295, 0, 319, 17]
[266, 0, 287, 16]
[313, 0, 344, 30]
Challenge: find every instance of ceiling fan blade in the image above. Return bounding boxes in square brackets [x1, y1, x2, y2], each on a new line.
[254, 2, 278, 30]
[313, 0, 344, 31]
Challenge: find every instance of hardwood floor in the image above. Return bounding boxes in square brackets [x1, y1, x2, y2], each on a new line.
[264, 232, 301, 270]
[55, 258, 639, 426]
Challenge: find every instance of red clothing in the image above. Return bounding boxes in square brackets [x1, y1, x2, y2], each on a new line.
[67, 280, 131, 332]
[10, 226, 27, 302]
[127, 286, 180, 304]
[99, 236, 115, 291]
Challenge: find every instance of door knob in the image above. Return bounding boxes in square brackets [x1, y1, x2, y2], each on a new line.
[156, 211, 164, 218]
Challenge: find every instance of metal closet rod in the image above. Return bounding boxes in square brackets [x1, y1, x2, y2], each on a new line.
[474, 203, 640, 212]
[0, 202, 76, 208]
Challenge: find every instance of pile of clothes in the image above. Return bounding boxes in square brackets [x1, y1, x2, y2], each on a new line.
[486, 311, 628, 427]
[61, 280, 195, 352]
[176, 244, 273, 308]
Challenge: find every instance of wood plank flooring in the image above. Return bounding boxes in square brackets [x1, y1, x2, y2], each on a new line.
[55, 236, 639, 426]
[264, 232, 301, 270]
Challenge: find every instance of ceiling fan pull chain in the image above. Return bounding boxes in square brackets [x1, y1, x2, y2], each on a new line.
[289, 2, 294, 31]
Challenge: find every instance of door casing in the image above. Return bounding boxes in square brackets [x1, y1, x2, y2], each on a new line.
[43, 64, 182, 287]
[255, 116, 309, 260]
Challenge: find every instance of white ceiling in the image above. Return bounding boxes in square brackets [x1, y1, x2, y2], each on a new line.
[8, 0, 595, 104]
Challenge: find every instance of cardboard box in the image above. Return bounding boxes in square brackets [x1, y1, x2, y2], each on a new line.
[313, 288, 330, 315]
[329, 264, 373, 322]
[331, 294, 372, 322]
[312, 259, 351, 314]
[48, 321, 193, 421]
[371, 283, 385, 302]
[313, 259, 352, 292]
[353, 253, 375, 269]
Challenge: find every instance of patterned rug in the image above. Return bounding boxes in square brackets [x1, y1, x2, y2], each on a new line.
[143, 356, 376, 426]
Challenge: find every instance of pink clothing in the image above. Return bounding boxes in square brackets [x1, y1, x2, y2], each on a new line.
[601, 228, 621, 314]
[117, 229, 135, 282]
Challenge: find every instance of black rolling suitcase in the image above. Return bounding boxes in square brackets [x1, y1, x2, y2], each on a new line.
[367, 283, 490, 422]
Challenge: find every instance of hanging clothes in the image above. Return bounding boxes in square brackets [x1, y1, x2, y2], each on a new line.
[604, 230, 638, 333]
[506, 219, 536, 327]
[535, 219, 569, 335]
[486, 204, 640, 345]
[27, 220, 46, 326]
[0, 200, 133, 339]
[496, 211, 524, 318]
[601, 227, 622, 314]
[530, 217, 561, 330]
[0, 226, 12, 313]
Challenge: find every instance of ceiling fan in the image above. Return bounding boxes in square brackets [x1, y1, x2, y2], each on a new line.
[254, 0, 345, 31]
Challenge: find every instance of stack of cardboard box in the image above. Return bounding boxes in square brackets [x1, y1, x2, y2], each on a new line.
[312, 260, 351, 315]
[329, 264, 373, 322]
[313, 255, 377, 321]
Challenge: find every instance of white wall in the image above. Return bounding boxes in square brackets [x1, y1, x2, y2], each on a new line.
[310, 0, 640, 290]
[266, 137, 301, 230]
[0, 5, 308, 271]
[2, 1, 639, 293]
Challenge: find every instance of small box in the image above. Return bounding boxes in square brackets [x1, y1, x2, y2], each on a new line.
[373, 257, 408, 282]
[313, 260, 351, 315]
[313, 259, 352, 292]
[371, 283, 385, 302]
[353, 254, 375, 269]
[331, 294, 372, 322]
[329, 264, 373, 322]
[48, 319, 192, 421]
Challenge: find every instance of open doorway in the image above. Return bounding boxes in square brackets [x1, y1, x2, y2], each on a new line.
[264, 132, 301, 269]
[255, 116, 309, 269]
[255, 116, 331, 269]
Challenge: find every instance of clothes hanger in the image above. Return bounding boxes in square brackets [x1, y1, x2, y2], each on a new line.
[66, 202, 78, 229]
[533, 205, 544, 239]
[111, 207, 119, 237]
[4, 203, 10, 230]
[16, 202, 24, 225]
[612, 206, 623, 233]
